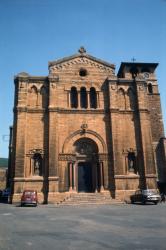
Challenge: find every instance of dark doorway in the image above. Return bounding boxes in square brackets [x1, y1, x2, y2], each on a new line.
[78, 162, 93, 192]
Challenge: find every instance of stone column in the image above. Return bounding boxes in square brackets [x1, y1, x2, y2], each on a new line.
[69, 162, 73, 191]
[48, 77, 59, 196]
[68, 91, 71, 108]
[97, 92, 99, 108]
[87, 91, 90, 108]
[78, 91, 81, 108]
[100, 161, 104, 191]
[95, 164, 98, 192]
[73, 162, 77, 191]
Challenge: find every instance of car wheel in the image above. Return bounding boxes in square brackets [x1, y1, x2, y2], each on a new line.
[154, 201, 158, 205]
[131, 199, 134, 204]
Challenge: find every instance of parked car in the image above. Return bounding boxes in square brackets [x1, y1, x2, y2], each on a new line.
[0, 190, 2, 199]
[1, 188, 11, 202]
[130, 189, 161, 205]
[21, 190, 38, 207]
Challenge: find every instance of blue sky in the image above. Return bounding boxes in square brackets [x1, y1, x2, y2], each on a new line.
[0, 0, 166, 157]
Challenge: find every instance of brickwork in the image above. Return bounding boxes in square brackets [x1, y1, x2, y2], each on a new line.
[9, 48, 166, 203]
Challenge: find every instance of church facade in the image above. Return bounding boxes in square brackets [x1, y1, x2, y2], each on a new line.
[9, 47, 166, 203]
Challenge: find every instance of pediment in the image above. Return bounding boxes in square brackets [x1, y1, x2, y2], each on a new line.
[48, 48, 115, 75]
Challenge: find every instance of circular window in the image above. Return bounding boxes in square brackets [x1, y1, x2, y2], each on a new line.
[79, 68, 87, 77]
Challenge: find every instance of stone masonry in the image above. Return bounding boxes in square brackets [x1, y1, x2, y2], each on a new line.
[9, 47, 166, 203]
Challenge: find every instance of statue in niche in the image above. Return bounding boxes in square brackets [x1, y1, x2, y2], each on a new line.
[127, 149, 136, 173]
[33, 153, 42, 176]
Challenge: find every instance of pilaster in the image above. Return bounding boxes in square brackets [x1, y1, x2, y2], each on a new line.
[136, 79, 156, 176]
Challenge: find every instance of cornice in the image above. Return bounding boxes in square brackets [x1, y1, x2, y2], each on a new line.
[48, 53, 115, 69]
[110, 108, 150, 114]
[15, 76, 48, 83]
[14, 106, 106, 114]
[13, 106, 150, 115]
[48, 107, 105, 114]
[14, 107, 48, 113]
[110, 109, 136, 114]
[117, 79, 135, 84]
[28, 76, 48, 82]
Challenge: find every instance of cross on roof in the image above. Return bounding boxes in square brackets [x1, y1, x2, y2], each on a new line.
[131, 57, 136, 62]
[78, 46, 86, 54]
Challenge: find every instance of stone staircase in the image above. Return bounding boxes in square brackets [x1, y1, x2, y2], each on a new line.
[57, 192, 124, 206]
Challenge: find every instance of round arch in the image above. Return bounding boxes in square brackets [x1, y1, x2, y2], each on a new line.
[62, 130, 106, 154]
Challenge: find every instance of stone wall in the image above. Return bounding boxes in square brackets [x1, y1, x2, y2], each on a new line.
[10, 50, 166, 203]
[0, 168, 7, 190]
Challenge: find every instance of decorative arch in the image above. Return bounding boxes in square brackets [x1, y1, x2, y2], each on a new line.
[73, 137, 99, 155]
[126, 87, 136, 110]
[28, 85, 38, 107]
[70, 86, 78, 108]
[62, 129, 106, 154]
[32, 153, 43, 176]
[40, 86, 48, 108]
[90, 87, 97, 109]
[118, 88, 126, 110]
[147, 83, 153, 94]
[80, 87, 87, 108]
[30, 85, 38, 92]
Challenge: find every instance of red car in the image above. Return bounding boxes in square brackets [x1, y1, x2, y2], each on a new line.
[21, 190, 38, 207]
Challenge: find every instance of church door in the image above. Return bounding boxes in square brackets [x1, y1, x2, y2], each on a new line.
[78, 162, 93, 192]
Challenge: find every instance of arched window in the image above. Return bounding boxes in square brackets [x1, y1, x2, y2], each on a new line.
[118, 88, 126, 110]
[80, 87, 87, 109]
[127, 88, 136, 110]
[71, 87, 78, 108]
[40, 86, 48, 108]
[29, 86, 38, 107]
[90, 87, 97, 109]
[148, 83, 153, 94]
[33, 153, 42, 176]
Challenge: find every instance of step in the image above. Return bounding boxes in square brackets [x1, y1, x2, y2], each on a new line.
[57, 200, 123, 206]
[57, 192, 123, 206]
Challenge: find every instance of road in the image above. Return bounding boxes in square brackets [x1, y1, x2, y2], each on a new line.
[0, 202, 166, 250]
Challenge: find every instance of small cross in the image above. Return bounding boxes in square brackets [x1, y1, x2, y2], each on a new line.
[131, 57, 136, 62]
[78, 46, 86, 54]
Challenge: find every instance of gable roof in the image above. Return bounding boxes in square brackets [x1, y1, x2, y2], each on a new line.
[48, 47, 115, 69]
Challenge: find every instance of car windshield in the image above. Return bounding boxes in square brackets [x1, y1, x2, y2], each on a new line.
[142, 190, 158, 195]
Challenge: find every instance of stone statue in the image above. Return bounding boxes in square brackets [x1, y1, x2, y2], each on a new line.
[128, 151, 135, 172]
[34, 158, 40, 175]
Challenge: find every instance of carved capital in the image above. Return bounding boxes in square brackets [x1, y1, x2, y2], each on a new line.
[27, 148, 44, 156]
[58, 154, 76, 161]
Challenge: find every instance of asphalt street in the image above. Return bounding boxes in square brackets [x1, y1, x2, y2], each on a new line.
[0, 202, 166, 250]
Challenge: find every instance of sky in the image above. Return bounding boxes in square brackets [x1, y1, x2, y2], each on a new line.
[0, 0, 166, 158]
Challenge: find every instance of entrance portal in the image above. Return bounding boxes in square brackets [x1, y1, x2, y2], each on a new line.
[78, 162, 93, 192]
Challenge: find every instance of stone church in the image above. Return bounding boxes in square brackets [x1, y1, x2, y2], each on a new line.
[8, 47, 166, 204]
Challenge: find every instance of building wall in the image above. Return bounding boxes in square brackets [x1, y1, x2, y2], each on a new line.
[0, 168, 7, 190]
[10, 52, 166, 203]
